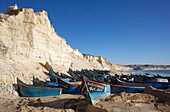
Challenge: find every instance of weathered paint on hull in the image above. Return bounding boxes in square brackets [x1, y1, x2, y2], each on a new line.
[48, 71, 71, 82]
[18, 78, 62, 97]
[46, 82, 80, 94]
[19, 86, 62, 97]
[144, 81, 169, 89]
[82, 77, 111, 105]
[32, 76, 45, 86]
[33, 77, 80, 94]
[88, 85, 110, 105]
[62, 85, 81, 94]
[117, 77, 169, 89]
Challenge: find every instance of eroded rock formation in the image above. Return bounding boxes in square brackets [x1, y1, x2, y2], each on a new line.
[0, 5, 126, 96]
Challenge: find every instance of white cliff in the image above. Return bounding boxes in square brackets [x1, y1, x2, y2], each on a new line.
[0, 5, 125, 97]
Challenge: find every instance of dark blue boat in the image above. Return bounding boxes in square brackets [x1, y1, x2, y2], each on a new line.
[17, 78, 62, 97]
[32, 76, 81, 94]
[109, 78, 146, 93]
[111, 84, 145, 93]
[116, 78, 148, 87]
[32, 76, 45, 86]
[33, 76, 59, 87]
[81, 77, 110, 105]
[56, 77, 81, 94]
[117, 77, 169, 89]
[145, 82, 169, 89]
[48, 70, 71, 82]
[144, 78, 169, 89]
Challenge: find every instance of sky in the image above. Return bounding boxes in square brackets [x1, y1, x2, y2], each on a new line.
[0, 0, 170, 65]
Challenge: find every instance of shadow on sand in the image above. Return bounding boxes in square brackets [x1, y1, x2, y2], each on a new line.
[28, 98, 107, 112]
[144, 85, 170, 103]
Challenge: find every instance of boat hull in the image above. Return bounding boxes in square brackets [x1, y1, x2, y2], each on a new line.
[144, 81, 169, 89]
[33, 76, 81, 94]
[18, 78, 62, 97]
[81, 77, 110, 105]
[88, 85, 110, 105]
[116, 77, 169, 89]
[62, 85, 80, 94]
[48, 70, 71, 82]
[111, 85, 145, 93]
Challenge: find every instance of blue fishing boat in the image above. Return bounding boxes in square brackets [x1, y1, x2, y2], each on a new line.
[33, 76, 60, 87]
[116, 78, 148, 87]
[81, 76, 110, 105]
[57, 77, 81, 94]
[117, 77, 169, 89]
[32, 76, 81, 94]
[48, 70, 71, 82]
[109, 78, 146, 93]
[32, 76, 45, 86]
[17, 78, 62, 97]
[144, 78, 169, 89]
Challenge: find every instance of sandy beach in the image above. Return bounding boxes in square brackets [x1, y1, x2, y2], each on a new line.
[0, 3, 170, 112]
[1, 86, 170, 112]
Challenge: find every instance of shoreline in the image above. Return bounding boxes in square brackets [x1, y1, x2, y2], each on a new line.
[1, 91, 170, 112]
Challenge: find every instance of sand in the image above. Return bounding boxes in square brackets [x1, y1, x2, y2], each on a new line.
[0, 88, 170, 112]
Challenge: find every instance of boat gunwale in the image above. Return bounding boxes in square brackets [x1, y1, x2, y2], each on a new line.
[17, 78, 62, 90]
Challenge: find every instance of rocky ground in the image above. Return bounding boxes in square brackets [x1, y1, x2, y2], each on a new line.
[0, 89, 170, 112]
[0, 5, 170, 112]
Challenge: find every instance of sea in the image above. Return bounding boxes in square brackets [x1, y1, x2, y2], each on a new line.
[123, 70, 170, 77]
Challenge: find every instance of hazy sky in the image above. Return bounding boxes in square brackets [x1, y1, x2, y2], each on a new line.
[0, 0, 170, 65]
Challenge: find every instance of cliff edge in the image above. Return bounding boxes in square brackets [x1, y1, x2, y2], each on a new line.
[0, 5, 126, 97]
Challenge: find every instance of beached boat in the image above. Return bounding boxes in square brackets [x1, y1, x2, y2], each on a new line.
[111, 84, 145, 93]
[32, 76, 81, 94]
[48, 70, 71, 82]
[116, 78, 148, 87]
[117, 77, 169, 89]
[32, 76, 45, 86]
[57, 77, 81, 94]
[81, 76, 110, 105]
[144, 78, 169, 89]
[109, 78, 146, 93]
[17, 78, 62, 97]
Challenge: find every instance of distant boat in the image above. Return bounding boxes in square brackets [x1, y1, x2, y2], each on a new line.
[116, 78, 148, 87]
[116, 77, 169, 89]
[17, 78, 62, 97]
[144, 78, 169, 89]
[81, 76, 110, 105]
[109, 78, 145, 93]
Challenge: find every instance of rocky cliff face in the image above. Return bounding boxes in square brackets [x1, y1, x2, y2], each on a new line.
[0, 5, 126, 97]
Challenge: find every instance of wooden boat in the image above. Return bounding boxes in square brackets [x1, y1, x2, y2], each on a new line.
[32, 76, 45, 86]
[32, 76, 81, 94]
[17, 78, 62, 97]
[144, 78, 169, 89]
[33, 76, 59, 87]
[48, 70, 71, 82]
[116, 78, 147, 87]
[57, 77, 81, 94]
[111, 84, 145, 93]
[109, 78, 146, 93]
[80, 76, 110, 105]
[117, 77, 169, 89]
